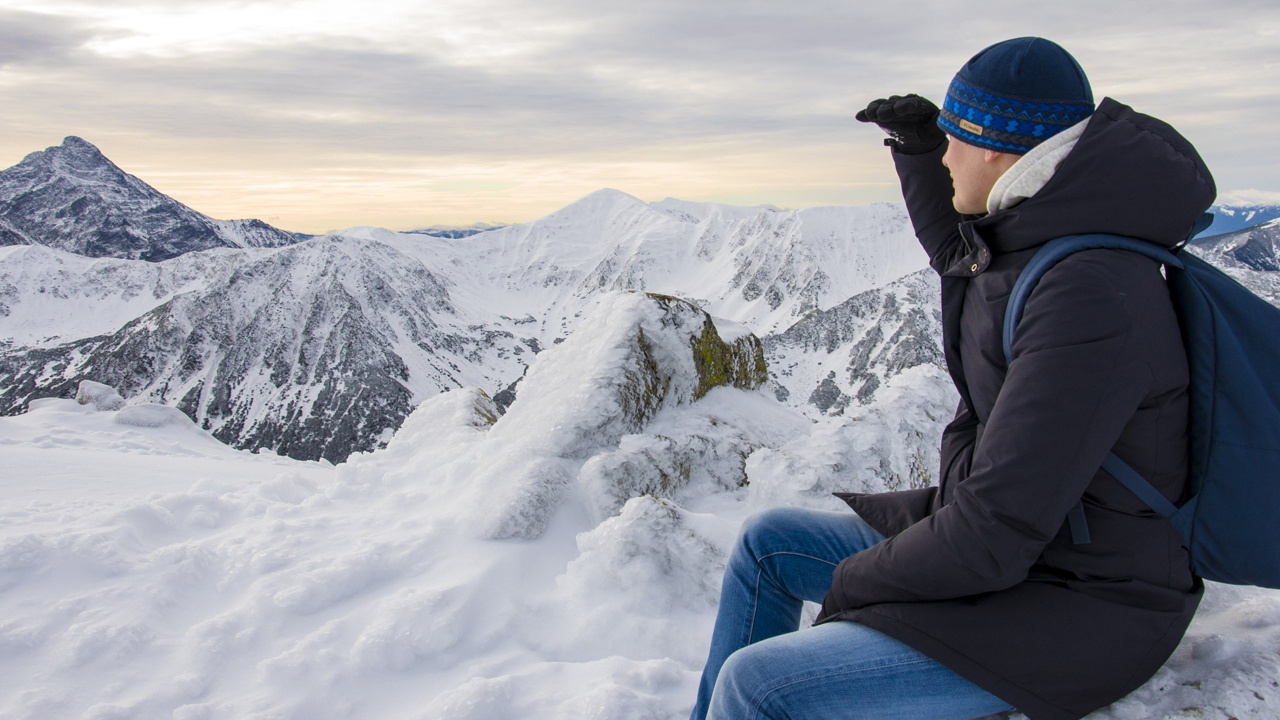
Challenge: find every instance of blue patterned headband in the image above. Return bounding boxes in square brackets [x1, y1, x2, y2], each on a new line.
[937, 37, 1095, 154]
[938, 78, 1094, 154]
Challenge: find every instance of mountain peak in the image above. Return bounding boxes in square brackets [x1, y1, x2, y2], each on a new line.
[17, 136, 121, 183]
[0, 137, 301, 260]
[58, 136, 104, 155]
[542, 188, 656, 224]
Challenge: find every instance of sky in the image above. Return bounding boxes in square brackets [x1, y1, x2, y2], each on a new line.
[0, 0, 1277, 234]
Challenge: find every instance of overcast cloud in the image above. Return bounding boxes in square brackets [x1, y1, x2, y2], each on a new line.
[0, 0, 1276, 231]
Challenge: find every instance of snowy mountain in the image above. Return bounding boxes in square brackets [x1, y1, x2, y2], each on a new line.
[366, 189, 924, 339]
[1185, 220, 1280, 306]
[408, 223, 508, 238]
[1199, 203, 1280, 238]
[0, 137, 299, 260]
[1, 174, 930, 462]
[4, 164, 1276, 467]
[0, 238, 537, 462]
[764, 269, 943, 416]
[1190, 218, 1280, 272]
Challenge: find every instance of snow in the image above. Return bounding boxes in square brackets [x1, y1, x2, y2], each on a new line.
[1, 190, 933, 466]
[2, 290, 1277, 720]
[75, 380, 125, 411]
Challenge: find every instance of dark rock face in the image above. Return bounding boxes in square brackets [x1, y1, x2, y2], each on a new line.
[808, 372, 843, 413]
[0, 136, 298, 261]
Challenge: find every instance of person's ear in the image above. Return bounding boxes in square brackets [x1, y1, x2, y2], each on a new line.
[983, 148, 1003, 163]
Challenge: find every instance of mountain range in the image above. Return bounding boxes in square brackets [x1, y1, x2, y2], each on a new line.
[0, 138, 936, 461]
[1200, 204, 1280, 238]
[1, 137, 1276, 462]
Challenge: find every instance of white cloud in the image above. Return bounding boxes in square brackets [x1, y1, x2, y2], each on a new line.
[1218, 189, 1280, 206]
[0, 0, 1276, 228]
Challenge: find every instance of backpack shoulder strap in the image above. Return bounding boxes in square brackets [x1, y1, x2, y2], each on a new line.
[1002, 233, 1183, 367]
[1002, 233, 1186, 546]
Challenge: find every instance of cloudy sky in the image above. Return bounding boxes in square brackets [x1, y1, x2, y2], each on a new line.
[0, 0, 1276, 233]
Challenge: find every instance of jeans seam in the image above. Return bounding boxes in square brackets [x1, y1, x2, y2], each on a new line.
[747, 564, 761, 644]
[756, 551, 841, 567]
[745, 551, 841, 645]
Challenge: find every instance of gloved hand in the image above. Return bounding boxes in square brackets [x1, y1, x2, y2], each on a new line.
[856, 94, 945, 155]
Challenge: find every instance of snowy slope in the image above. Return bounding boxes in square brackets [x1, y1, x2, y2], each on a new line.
[373, 189, 926, 339]
[0, 137, 298, 261]
[764, 269, 943, 415]
[0, 244, 244, 349]
[1, 293, 1276, 720]
[0, 236, 539, 462]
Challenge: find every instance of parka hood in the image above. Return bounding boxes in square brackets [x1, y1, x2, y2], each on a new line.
[971, 97, 1216, 253]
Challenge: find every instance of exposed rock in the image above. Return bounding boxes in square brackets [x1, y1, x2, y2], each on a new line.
[472, 291, 779, 539]
[763, 269, 943, 416]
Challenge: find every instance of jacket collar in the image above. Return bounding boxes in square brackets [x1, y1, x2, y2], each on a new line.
[948, 97, 1216, 273]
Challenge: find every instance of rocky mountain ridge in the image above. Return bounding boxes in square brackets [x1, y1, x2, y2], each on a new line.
[0, 136, 299, 260]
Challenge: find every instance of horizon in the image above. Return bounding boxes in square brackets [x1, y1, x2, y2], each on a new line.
[2, 1, 1278, 234]
[9, 133, 1280, 237]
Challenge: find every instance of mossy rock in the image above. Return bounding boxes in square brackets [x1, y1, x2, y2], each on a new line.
[609, 293, 770, 434]
[644, 293, 768, 400]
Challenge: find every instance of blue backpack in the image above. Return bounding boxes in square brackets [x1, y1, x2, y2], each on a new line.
[1003, 219, 1280, 588]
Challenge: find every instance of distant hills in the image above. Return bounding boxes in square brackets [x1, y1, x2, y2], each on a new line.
[1199, 204, 1280, 238]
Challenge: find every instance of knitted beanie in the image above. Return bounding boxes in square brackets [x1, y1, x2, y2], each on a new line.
[937, 37, 1095, 154]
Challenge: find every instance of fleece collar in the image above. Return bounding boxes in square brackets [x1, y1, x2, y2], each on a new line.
[985, 120, 1088, 215]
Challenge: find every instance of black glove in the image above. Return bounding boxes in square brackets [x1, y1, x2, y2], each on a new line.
[855, 94, 945, 155]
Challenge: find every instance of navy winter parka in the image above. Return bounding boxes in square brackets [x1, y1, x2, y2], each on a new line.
[815, 98, 1216, 720]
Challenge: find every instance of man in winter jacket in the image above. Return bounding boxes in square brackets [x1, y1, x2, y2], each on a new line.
[689, 37, 1212, 720]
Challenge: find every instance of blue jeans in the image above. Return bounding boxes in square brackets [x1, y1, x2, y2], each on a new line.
[691, 507, 1016, 720]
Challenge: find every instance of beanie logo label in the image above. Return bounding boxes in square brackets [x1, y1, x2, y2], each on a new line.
[959, 119, 985, 136]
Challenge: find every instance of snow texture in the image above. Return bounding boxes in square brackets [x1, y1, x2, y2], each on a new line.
[75, 379, 125, 411]
[2, 277, 1277, 720]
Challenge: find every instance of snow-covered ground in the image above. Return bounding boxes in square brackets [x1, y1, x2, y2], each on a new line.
[2, 292, 1278, 720]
